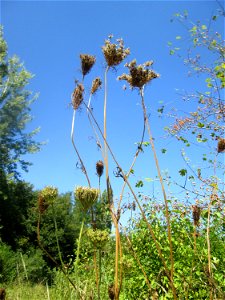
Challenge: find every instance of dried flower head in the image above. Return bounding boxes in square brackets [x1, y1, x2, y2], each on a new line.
[91, 77, 102, 94]
[80, 54, 96, 77]
[72, 83, 84, 110]
[74, 186, 99, 211]
[118, 59, 159, 89]
[192, 205, 201, 226]
[38, 186, 58, 213]
[217, 138, 225, 153]
[102, 35, 130, 67]
[96, 160, 104, 177]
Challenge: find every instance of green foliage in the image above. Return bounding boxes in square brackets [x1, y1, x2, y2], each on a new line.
[121, 202, 225, 299]
[0, 26, 41, 179]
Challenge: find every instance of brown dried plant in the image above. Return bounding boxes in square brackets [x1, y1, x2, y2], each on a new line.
[72, 82, 84, 110]
[102, 35, 130, 67]
[217, 138, 225, 153]
[96, 160, 104, 177]
[192, 205, 201, 226]
[80, 54, 96, 77]
[118, 59, 159, 89]
[91, 77, 102, 95]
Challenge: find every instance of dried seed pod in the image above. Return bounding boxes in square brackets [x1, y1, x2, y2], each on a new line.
[96, 160, 104, 177]
[192, 205, 201, 226]
[102, 36, 130, 67]
[72, 83, 84, 110]
[74, 186, 99, 211]
[80, 54, 96, 77]
[91, 77, 102, 94]
[118, 59, 159, 89]
[217, 138, 225, 153]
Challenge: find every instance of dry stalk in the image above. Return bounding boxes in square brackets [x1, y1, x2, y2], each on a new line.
[84, 102, 177, 299]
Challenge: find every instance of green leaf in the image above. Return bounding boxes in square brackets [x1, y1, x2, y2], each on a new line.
[201, 25, 207, 30]
[135, 180, 144, 188]
[176, 36, 182, 40]
[179, 169, 187, 176]
[161, 148, 167, 154]
[197, 122, 205, 128]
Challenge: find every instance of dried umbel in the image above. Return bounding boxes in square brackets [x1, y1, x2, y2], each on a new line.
[118, 59, 159, 89]
[217, 138, 225, 153]
[102, 35, 130, 67]
[86, 228, 109, 248]
[72, 83, 84, 110]
[38, 186, 58, 214]
[80, 54, 96, 77]
[74, 186, 99, 211]
[96, 160, 104, 177]
[91, 77, 102, 95]
[192, 205, 201, 226]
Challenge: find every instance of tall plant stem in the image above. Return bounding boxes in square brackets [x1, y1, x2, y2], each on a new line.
[53, 206, 64, 269]
[71, 109, 91, 187]
[87, 94, 104, 158]
[103, 65, 120, 300]
[84, 102, 177, 298]
[118, 112, 146, 209]
[140, 87, 174, 283]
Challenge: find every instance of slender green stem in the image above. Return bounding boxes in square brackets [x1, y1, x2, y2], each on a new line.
[53, 206, 64, 269]
[75, 218, 85, 268]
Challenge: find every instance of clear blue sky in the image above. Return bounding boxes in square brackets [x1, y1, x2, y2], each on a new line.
[1, 1, 224, 209]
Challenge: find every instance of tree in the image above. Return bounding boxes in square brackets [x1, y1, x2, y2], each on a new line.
[0, 26, 41, 179]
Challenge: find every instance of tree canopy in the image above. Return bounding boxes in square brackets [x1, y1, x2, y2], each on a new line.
[0, 26, 41, 179]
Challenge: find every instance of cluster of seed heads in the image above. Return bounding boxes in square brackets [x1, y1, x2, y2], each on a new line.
[217, 138, 225, 153]
[102, 35, 130, 67]
[72, 83, 84, 110]
[118, 59, 159, 89]
[80, 54, 96, 77]
[74, 186, 99, 211]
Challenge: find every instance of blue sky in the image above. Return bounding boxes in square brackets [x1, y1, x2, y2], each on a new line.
[1, 1, 224, 210]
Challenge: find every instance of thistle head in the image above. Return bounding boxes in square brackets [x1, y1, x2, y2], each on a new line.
[102, 35, 130, 67]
